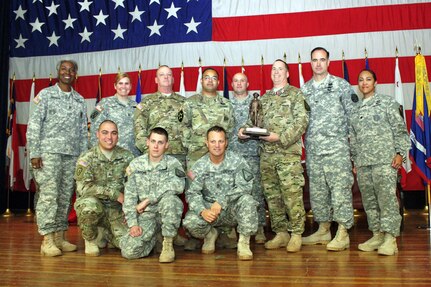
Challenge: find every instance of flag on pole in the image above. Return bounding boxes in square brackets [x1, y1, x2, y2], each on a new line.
[223, 64, 229, 99]
[365, 48, 370, 69]
[23, 78, 36, 190]
[260, 56, 265, 96]
[394, 53, 412, 175]
[179, 64, 186, 97]
[342, 52, 350, 83]
[298, 54, 304, 87]
[6, 77, 19, 188]
[96, 69, 103, 104]
[409, 53, 431, 184]
[196, 64, 202, 94]
[136, 67, 142, 103]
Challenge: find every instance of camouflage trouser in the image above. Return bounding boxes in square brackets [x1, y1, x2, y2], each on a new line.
[244, 155, 266, 227]
[357, 164, 401, 237]
[33, 153, 77, 236]
[120, 195, 183, 259]
[74, 196, 127, 248]
[183, 194, 258, 238]
[260, 153, 305, 234]
[307, 152, 354, 229]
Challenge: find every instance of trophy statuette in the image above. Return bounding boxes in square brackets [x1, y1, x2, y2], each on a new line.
[244, 92, 269, 138]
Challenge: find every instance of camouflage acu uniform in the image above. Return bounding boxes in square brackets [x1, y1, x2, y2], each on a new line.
[350, 93, 410, 236]
[74, 145, 134, 248]
[182, 93, 234, 168]
[120, 155, 185, 259]
[183, 151, 258, 238]
[89, 96, 139, 156]
[26, 84, 88, 236]
[134, 92, 187, 166]
[244, 85, 308, 234]
[301, 74, 358, 229]
[229, 94, 266, 227]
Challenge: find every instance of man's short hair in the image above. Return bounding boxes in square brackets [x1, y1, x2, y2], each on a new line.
[206, 125, 226, 138]
[56, 59, 78, 72]
[274, 59, 290, 71]
[149, 127, 169, 141]
[310, 47, 330, 59]
[202, 67, 219, 78]
[98, 119, 118, 131]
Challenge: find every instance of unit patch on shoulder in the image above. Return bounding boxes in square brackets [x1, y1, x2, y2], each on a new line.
[175, 168, 186, 178]
[33, 95, 41, 105]
[242, 169, 253, 182]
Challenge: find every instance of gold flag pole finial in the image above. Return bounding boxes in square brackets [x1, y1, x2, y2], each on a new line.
[198, 57, 202, 67]
[117, 66, 121, 74]
[224, 57, 226, 66]
[342, 50, 345, 61]
[99, 68, 102, 76]
[49, 73, 52, 82]
[181, 61, 184, 71]
[283, 52, 287, 62]
[414, 43, 421, 55]
[261, 55, 264, 65]
[138, 64, 141, 74]
[365, 48, 368, 59]
[298, 53, 301, 64]
[396, 47, 399, 58]
[32, 73, 35, 82]
[241, 56, 244, 67]
[13, 72, 16, 81]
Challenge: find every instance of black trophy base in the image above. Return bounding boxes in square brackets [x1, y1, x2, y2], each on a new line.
[244, 127, 270, 139]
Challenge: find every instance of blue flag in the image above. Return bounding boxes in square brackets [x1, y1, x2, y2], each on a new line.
[223, 66, 229, 99]
[342, 59, 350, 83]
[136, 72, 142, 103]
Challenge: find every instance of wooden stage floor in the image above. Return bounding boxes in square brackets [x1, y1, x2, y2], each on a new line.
[1, 210, 430, 287]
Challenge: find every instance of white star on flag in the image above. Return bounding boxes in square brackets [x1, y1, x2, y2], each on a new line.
[112, 24, 127, 40]
[150, 0, 160, 5]
[147, 20, 163, 36]
[14, 5, 27, 20]
[94, 10, 109, 26]
[165, 2, 181, 19]
[47, 32, 60, 47]
[79, 27, 93, 43]
[30, 17, 45, 33]
[184, 17, 201, 34]
[14, 34, 28, 48]
[78, 0, 93, 12]
[63, 14, 77, 30]
[46, 2, 60, 17]
[112, 0, 125, 9]
[129, 6, 145, 23]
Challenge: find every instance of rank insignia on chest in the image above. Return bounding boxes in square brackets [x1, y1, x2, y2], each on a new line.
[327, 82, 333, 92]
[178, 110, 184, 122]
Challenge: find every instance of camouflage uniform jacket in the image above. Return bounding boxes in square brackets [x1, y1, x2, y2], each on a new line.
[89, 96, 139, 156]
[301, 74, 357, 156]
[229, 94, 259, 157]
[27, 84, 88, 159]
[186, 150, 253, 214]
[182, 93, 234, 154]
[244, 84, 308, 156]
[134, 92, 186, 155]
[123, 154, 185, 227]
[350, 93, 410, 167]
[75, 145, 134, 202]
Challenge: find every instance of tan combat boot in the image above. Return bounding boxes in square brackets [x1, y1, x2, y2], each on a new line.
[159, 237, 175, 263]
[54, 231, 77, 252]
[302, 222, 331, 245]
[358, 232, 384, 252]
[327, 224, 349, 251]
[85, 239, 100, 256]
[173, 234, 188, 246]
[264, 231, 290, 249]
[41, 233, 62, 257]
[286, 234, 302, 253]
[202, 227, 218, 254]
[255, 226, 267, 244]
[237, 234, 253, 260]
[378, 233, 398, 256]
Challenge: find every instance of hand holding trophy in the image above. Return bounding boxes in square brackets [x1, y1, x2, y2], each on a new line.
[243, 93, 269, 139]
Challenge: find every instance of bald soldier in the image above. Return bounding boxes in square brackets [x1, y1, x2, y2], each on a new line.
[229, 73, 267, 244]
[74, 120, 134, 256]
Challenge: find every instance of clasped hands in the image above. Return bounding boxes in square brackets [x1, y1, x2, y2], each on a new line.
[200, 202, 222, 223]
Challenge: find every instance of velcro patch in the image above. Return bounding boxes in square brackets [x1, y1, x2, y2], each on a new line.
[136, 103, 144, 110]
[78, 160, 89, 167]
[242, 169, 253, 182]
[33, 95, 41, 105]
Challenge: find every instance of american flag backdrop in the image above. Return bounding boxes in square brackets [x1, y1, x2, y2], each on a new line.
[8, 0, 431, 191]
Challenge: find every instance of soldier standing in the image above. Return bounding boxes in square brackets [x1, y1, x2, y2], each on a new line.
[239, 59, 308, 253]
[183, 126, 258, 260]
[350, 69, 410, 256]
[74, 120, 134, 256]
[121, 128, 185, 263]
[27, 60, 88, 256]
[89, 73, 139, 156]
[301, 47, 358, 251]
[230, 72, 267, 244]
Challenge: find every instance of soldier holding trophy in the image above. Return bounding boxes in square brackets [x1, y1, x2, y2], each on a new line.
[239, 59, 308, 253]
